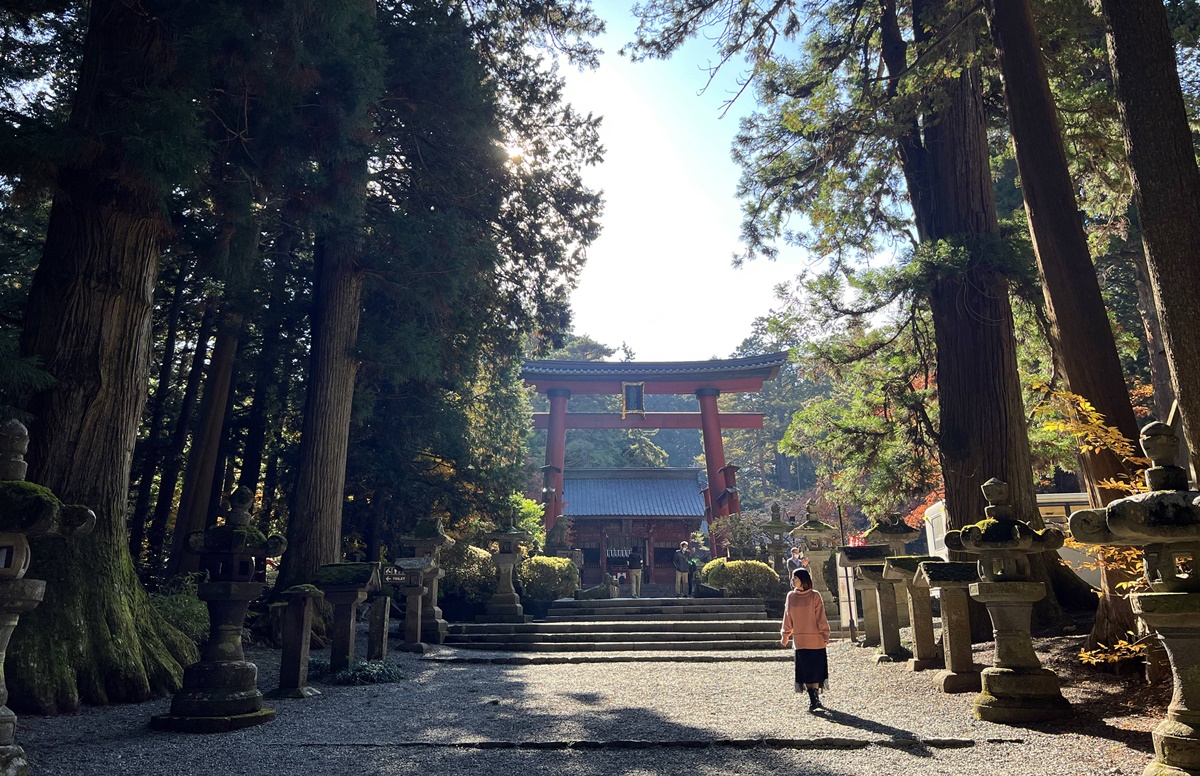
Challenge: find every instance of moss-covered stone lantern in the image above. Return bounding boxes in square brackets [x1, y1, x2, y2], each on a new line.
[946, 478, 1069, 723]
[151, 486, 286, 733]
[400, 516, 455, 644]
[480, 516, 531, 624]
[313, 561, 381, 672]
[0, 420, 95, 772]
[762, 503, 793, 580]
[1070, 421, 1200, 775]
[789, 501, 840, 619]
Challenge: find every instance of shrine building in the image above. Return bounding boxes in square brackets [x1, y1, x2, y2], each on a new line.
[523, 353, 787, 569]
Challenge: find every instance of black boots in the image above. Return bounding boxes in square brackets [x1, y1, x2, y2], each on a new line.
[807, 687, 825, 712]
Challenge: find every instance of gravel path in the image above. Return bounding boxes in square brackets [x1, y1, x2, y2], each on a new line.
[18, 636, 1158, 775]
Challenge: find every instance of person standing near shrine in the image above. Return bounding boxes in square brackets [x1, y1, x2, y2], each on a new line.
[673, 541, 691, 597]
[627, 547, 644, 598]
[786, 546, 808, 578]
[781, 568, 830, 712]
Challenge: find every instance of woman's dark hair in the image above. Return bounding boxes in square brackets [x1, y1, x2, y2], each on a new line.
[792, 568, 813, 588]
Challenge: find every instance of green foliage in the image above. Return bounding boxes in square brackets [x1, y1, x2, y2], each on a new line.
[325, 660, 405, 686]
[440, 544, 498, 609]
[516, 555, 578, 602]
[701, 559, 779, 600]
[149, 578, 209, 646]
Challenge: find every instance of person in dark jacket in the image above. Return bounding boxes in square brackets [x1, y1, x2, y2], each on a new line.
[627, 547, 644, 598]
[673, 541, 691, 597]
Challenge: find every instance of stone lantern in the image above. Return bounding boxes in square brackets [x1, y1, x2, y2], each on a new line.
[0, 420, 95, 772]
[386, 558, 433, 651]
[152, 486, 286, 733]
[946, 478, 1070, 723]
[761, 503, 792, 581]
[1070, 421, 1200, 774]
[789, 500, 840, 619]
[400, 516, 455, 644]
[837, 543, 891, 649]
[863, 512, 921, 627]
[480, 516, 531, 624]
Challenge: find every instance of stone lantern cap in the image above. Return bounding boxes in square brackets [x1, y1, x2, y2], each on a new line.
[1070, 421, 1200, 592]
[861, 512, 921, 546]
[0, 421, 95, 539]
[946, 479, 1064, 554]
[913, 561, 979, 589]
[761, 503, 793, 537]
[313, 562, 382, 592]
[400, 516, 456, 552]
[838, 544, 891, 567]
[186, 487, 285, 558]
[883, 555, 942, 581]
[0, 481, 95, 538]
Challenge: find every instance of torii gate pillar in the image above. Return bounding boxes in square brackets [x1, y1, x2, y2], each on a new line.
[543, 388, 570, 532]
[697, 389, 730, 518]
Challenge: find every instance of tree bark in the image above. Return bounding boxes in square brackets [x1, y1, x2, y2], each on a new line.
[1098, 0, 1200, 465]
[165, 307, 243, 578]
[983, 0, 1139, 647]
[1129, 245, 1176, 423]
[145, 299, 214, 580]
[10, 0, 198, 712]
[277, 229, 364, 588]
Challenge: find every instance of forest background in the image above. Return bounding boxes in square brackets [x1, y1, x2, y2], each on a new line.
[1, 0, 1199, 716]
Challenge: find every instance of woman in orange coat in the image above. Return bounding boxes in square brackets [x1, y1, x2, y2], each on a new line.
[780, 568, 831, 712]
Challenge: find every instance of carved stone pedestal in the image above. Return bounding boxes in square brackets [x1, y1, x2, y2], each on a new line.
[152, 580, 275, 733]
[970, 581, 1069, 723]
[266, 585, 323, 700]
[1133, 592, 1200, 775]
[915, 561, 981, 693]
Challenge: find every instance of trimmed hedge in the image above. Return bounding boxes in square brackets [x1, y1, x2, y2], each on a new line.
[441, 544, 496, 609]
[517, 555, 578, 603]
[701, 558, 779, 600]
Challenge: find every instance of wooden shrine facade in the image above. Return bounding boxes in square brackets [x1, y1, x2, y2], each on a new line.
[522, 353, 788, 546]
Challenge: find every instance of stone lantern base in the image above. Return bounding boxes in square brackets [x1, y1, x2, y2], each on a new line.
[150, 660, 276, 733]
[974, 666, 1070, 723]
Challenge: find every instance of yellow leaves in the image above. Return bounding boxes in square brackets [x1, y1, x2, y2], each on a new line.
[1034, 389, 1149, 492]
[1078, 632, 1150, 665]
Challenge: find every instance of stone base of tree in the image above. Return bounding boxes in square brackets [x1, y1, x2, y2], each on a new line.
[973, 667, 1071, 723]
[150, 707, 276, 734]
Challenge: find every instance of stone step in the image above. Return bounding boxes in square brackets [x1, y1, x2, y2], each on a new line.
[542, 611, 769, 623]
[447, 619, 776, 636]
[545, 605, 764, 619]
[442, 639, 785, 652]
[446, 629, 779, 645]
[548, 597, 763, 608]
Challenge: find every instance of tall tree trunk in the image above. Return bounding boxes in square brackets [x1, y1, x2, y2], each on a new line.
[145, 300, 214, 580]
[983, 0, 1139, 647]
[1098, 0, 1200, 466]
[10, 0, 197, 713]
[129, 263, 189, 567]
[166, 307, 243, 578]
[1129, 245, 1176, 422]
[894, 0, 1066, 627]
[278, 229, 364, 588]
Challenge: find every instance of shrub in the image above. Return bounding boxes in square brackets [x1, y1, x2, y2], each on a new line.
[440, 543, 498, 610]
[310, 659, 404, 685]
[150, 577, 209, 646]
[706, 559, 779, 600]
[517, 555, 578, 602]
[700, 557, 731, 589]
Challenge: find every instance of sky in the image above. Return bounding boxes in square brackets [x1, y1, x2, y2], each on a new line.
[558, 3, 807, 362]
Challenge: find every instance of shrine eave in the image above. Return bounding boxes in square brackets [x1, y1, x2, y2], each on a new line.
[522, 352, 788, 394]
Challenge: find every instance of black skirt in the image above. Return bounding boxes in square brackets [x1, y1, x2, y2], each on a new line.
[794, 648, 828, 689]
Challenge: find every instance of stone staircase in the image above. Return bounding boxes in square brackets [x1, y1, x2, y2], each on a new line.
[444, 597, 784, 652]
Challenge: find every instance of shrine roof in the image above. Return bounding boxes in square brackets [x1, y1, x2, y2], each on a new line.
[523, 352, 788, 394]
[563, 468, 706, 518]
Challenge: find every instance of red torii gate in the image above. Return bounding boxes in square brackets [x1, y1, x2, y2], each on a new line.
[523, 353, 788, 543]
